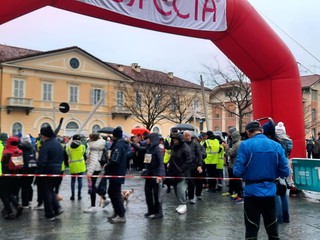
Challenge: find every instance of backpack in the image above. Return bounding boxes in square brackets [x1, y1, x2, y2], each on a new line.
[313, 140, 320, 155]
[277, 137, 293, 157]
[2, 153, 24, 172]
[99, 148, 109, 167]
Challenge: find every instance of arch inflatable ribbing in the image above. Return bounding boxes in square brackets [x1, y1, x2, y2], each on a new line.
[0, 0, 305, 157]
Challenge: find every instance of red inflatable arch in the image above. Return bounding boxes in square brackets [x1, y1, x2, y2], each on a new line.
[1, 0, 305, 157]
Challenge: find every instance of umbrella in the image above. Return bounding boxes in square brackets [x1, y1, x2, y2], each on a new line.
[98, 126, 115, 134]
[173, 123, 195, 131]
[131, 127, 150, 136]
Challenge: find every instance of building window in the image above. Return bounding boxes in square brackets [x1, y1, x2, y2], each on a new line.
[42, 82, 53, 101]
[228, 111, 235, 117]
[91, 88, 105, 105]
[311, 89, 317, 101]
[225, 91, 234, 97]
[193, 99, 200, 111]
[65, 121, 79, 137]
[312, 108, 316, 121]
[69, 85, 78, 103]
[92, 124, 101, 133]
[170, 96, 178, 111]
[215, 114, 220, 119]
[117, 91, 124, 106]
[154, 94, 160, 109]
[136, 92, 142, 108]
[13, 79, 25, 98]
[12, 122, 22, 136]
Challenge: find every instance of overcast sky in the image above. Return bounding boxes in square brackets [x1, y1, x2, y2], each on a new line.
[1, 0, 320, 84]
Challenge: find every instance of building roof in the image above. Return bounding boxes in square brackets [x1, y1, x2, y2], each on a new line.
[0, 44, 40, 62]
[300, 74, 320, 88]
[0, 44, 205, 91]
[106, 62, 204, 90]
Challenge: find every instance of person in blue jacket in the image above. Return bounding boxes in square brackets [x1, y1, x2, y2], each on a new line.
[233, 120, 290, 240]
[37, 126, 64, 221]
[105, 127, 128, 224]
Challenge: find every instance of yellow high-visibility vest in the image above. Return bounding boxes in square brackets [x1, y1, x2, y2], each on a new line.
[66, 145, 86, 174]
[163, 137, 172, 164]
[204, 139, 220, 165]
[217, 144, 225, 170]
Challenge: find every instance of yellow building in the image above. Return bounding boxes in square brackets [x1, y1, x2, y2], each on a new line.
[0, 44, 210, 137]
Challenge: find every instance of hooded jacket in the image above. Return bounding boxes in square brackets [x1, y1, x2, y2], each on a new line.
[168, 134, 192, 177]
[185, 139, 202, 168]
[37, 137, 64, 174]
[86, 138, 106, 175]
[18, 140, 36, 169]
[144, 133, 165, 177]
[226, 131, 241, 168]
[2, 137, 22, 173]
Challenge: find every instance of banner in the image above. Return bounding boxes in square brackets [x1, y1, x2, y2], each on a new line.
[291, 158, 320, 192]
[78, 0, 227, 31]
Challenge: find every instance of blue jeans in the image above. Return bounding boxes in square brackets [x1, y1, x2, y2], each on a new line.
[276, 193, 289, 223]
[71, 173, 83, 196]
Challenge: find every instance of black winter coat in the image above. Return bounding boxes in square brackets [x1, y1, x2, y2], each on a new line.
[106, 138, 128, 184]
[168, 141, 192, 177]
[145, 133, 165, 177]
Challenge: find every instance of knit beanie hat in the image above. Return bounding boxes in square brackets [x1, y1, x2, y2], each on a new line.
[262, 121, 275, 136]
[113, 127, 123, 138]
[228, 127, 237, 134]
[275, 122, 286, 135]
[40, 126, 54, 138]
[21, 134, 31, 144]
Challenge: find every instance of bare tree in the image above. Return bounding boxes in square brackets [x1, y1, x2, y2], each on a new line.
[163, 91, 199, 124]
[204, 61, 252, 132]
[122, 73, 173, 130]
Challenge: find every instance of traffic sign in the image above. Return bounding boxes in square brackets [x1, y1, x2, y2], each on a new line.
[59, 102, 70, 113]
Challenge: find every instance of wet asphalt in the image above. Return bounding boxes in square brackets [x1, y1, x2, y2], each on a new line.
[0, 170, 320, 240]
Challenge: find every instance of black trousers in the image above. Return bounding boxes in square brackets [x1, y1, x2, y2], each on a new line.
[89, 171, 101, 207]
[0, 178, 20, 215]
[145, 178, 162, 215]
[244, 196, 279, 240]
[228, 167, 243, 197]
[21, 176, 34, 206]
[108, 181, 125, 217]
[37, 177, 61, 218]
[20, 168, 35, 206]
[187, 168, 203, 199]
[206, 164, 218, 190]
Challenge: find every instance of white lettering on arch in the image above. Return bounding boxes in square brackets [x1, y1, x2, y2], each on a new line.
[78, 0, 227, 31]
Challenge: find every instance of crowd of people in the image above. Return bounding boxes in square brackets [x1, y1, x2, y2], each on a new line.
[0, 120, 293, 237]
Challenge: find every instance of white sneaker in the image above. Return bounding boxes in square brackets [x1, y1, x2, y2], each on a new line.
[176, 204, 187, 214]
[110, 215, 126, 223]
[102, 199, 111, 208]
[33, 205, 44, 210]
[83, 207, 97, 213]
[189, 198, 196, 204]
[175, 204, 184, 212]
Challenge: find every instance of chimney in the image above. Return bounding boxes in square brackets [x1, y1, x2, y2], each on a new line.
[117, 64, 124, 71]
[168, 72, 174, 79]
[131, 63, 141, 72]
